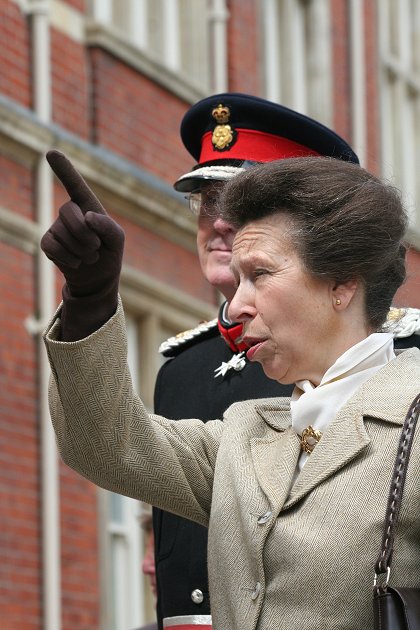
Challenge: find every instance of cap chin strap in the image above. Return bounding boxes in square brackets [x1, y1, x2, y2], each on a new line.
[217, 301, 248, 353]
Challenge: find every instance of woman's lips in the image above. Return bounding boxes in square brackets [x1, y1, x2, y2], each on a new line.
[245, 339, 267, 361]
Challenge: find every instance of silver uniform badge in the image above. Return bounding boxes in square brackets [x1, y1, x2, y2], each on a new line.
[214, 351, 246, 378]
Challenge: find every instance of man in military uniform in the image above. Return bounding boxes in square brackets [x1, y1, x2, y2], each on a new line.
[153, 93, 420, 629]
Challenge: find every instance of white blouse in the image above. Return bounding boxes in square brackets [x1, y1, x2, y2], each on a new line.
[291, 333, 395, 471]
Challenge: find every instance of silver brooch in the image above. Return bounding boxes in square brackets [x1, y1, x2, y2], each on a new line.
[214, 351, 246, 378]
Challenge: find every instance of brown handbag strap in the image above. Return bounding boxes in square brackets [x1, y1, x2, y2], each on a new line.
[375, 393, 420, 577]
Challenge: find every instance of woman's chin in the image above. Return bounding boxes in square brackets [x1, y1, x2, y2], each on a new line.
[260, 359, 293, 385]
[259, 360, 279, 381]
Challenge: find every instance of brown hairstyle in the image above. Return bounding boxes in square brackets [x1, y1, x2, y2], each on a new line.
[219, 157, 408, 330]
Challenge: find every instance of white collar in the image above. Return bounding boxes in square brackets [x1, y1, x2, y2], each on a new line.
[291, 333, 395, 470]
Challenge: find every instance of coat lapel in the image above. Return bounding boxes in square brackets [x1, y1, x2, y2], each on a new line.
[284, 400, 371, 509]
[250, 402, 300, 512]
[250, 428, 301, 512]
[249, 398, 371, 513]
[284, 348, 420, 509]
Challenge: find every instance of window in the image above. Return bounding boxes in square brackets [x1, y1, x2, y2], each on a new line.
[99, 316, 146, 630]
[98, 298, 212, 629]
[101, 492, 145, 630]
[89, 0, 228, 94]
[261, 0, 332, 126]
[379, 0, 420, 236]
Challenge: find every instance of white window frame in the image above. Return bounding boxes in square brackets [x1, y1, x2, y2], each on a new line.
[88, 0, 228, 97]
[98, 317, 145, 630]
[99, 316, 147, 630]
[348, 0, 367, 165]
[379, 0, 420, 244]
[98, 291, 213, 629]
[99, 492, 145, 630]
[262, 0, 332, 126]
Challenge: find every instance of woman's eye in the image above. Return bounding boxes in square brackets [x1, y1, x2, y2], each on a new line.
[254, 269, 268, 279]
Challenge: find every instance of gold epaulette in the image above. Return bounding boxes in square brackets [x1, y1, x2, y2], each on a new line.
[385, 307, 420, 338]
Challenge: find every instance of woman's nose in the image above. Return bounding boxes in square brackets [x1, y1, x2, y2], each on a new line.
[228, 283, 255, 322]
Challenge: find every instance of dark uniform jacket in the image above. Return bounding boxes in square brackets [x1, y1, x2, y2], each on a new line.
[153, 309, 420, 629]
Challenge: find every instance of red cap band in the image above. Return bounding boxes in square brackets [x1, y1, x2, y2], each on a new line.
[199, 128, 320, 164]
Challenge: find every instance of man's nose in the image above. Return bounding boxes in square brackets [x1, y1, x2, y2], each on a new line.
[213, 215, 235, 235]
[142, 553, 155, 576]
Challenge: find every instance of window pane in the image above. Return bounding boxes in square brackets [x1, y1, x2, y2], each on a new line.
[263, 0, 331, 121]
[381, 0, 420, 232]
[110, 492, 124, 524]
[148, 0, 165, 63]
[179, 0, 210, 88]
[91, 0, 213, 90]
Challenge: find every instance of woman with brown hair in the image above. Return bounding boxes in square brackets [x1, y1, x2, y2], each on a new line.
[42, 154, 419, 630]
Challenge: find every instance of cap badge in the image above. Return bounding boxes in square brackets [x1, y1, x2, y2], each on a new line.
[211, 103, 237, 152]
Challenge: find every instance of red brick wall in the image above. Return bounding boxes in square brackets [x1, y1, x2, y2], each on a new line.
[90, 49, 193, 186]
[330, 0, 352, 142]
[394, 248, 420, 309]
[0, 243, 39, 630]
[0, 2, 31, 108]
[51, 29, 91, 141]
[60, 466, 100, 630]
[118, 214, 214, 303]
[0, 157, 40, 629]
[0, 155, 34, 220]
[227, 0, 261, 94]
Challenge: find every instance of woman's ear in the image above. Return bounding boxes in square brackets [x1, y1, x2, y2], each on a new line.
[332, 279, 359, 309]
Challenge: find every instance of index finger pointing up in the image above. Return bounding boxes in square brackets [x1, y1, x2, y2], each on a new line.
[46, 150, 106, 216]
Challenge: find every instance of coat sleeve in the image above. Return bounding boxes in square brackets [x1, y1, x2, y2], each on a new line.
[43, 299, 223, 528]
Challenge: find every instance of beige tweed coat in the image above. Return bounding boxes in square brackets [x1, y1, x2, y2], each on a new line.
[44, 302, 420, 630]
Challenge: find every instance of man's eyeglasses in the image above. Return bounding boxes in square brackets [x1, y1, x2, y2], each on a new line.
[184, 185, 223, 216]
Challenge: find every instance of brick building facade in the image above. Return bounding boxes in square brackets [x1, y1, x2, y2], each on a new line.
[0, 1, 419, 629]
